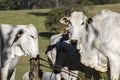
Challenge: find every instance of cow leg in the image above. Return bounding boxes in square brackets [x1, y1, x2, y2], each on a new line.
[1, 62, 10, 80]
[109, 56, 120, 80]
[1, 59, 10, 80]
[107, 58, 110, 80]
[55, 73, 61, 80]
[84, 67, 93, 80]
[9, 68, 16, 80]
[8, 69, 14, 80]
[92, 69, 101, 80]
[71, 70, 78, 80]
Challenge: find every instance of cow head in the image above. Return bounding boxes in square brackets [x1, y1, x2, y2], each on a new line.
[10, 24, 39, 58]
[60, 11, 92, 49]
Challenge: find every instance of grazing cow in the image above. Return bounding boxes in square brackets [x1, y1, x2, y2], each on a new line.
[60, 9, 120, 80]
[0, 24, 39, 80]
[46, 31, 101, 80]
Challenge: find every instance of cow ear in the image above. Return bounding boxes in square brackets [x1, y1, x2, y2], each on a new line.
[87, 18, 93, 24]
[59, 17, 69, 25]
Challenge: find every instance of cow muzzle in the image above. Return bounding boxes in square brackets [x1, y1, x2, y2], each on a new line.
[70, 39, 82, 52]
[70, 39, 77, 45]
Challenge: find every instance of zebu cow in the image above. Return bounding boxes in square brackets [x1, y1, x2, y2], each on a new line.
[46, 32, 101, 80]
[0, 24, 39, 80]
[60, 9, 120, 80]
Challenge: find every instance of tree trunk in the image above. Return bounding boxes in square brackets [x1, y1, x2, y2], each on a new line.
[55, 0, 59, 7]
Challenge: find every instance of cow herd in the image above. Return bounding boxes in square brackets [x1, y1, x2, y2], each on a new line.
[0, 9, 120, 80]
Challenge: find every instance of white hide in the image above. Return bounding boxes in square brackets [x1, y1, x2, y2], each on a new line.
[60, 9, 120, 80]
[0, 24, 39, 80]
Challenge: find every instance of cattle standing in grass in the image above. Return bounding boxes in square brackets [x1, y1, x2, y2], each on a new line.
[60, 9, 120, 80]
[0, 24, 39, 80]
[46, 29, 101, 80]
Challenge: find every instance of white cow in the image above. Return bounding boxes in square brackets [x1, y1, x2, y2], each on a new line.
[60, 9, 120, 80]
[0, 24, 39, 80]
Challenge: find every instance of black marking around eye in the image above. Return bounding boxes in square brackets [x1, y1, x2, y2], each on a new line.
[30, 35, 34, 39]
[10, 29, 24, 47]
[69, 21, 72, 25]
[81, 22, 84, 25]
[17, 29, 24, 36]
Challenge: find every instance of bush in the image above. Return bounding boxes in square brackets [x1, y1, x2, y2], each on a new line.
[45, 4, 89, 33]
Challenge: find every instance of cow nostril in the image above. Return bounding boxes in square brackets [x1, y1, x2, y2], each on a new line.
[71, 40, 77, 45]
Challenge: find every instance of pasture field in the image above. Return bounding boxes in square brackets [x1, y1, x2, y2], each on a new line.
[0, 3, 120, 80]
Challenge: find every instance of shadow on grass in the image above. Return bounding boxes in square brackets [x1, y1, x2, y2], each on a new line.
[38, 32, 57, 38]
[27, 12, 49, 16]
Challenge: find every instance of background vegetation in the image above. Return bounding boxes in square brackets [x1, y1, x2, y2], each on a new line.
[0, 0, 120, 10]
[0, 0, 120, 80]
[1, 0, 120, 33]
[45, 5, 90, 32]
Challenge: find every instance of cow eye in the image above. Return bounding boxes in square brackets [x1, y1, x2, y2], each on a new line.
[30, 35, 34, 39]
[69, 21, 72, 25]
[81, 22, 84, 25]
[18, 30, 23, 34]
[16, 29, 24, 37]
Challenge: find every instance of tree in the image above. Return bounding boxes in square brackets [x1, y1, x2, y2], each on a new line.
[0, 0, 120, 10]
[45, 5, 87, 32]
[55, 0, 59, 7]
[0, 0, 8, 10]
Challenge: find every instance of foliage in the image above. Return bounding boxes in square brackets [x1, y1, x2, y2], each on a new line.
[35, 0, 56, 8]
[59, 0, 78, 6]
[0, 0, 28, 10]
[45, 6, 70, 32]
[80, 0, 94, 5]
[45, 5, 88, 32]
[0, 0, 120, 10]
[92, 0, 120, 4]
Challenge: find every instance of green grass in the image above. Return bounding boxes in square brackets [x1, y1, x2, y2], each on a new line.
[0, 3, 120, 80]
[88, 3, 120, 17]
